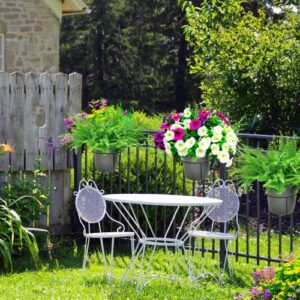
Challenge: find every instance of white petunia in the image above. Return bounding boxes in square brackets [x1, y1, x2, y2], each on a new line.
[222, 143, 229, 151]
[197, 126, 208, 137]
[198, 137, 211, 150]
[211, 132, 223, 143]
[183, 107, 192, 118]
[213, 125, 224, 134]
[178, 148, 188, 157]
[165, 142, 172, 156]
[231, 145, 237, 155]
[185, 137, 196, 149]
[226, 158, 233, 167]
[175, 140, 186, 151]
[218, 150, 230, 164]
[183, 119, 191, 129]
[196, 147, 206, 158]
[226, 131, 238, 143]
[165, 130, 175, 141]
[170, 122, 182, 130]
[211, 143, 220, 155]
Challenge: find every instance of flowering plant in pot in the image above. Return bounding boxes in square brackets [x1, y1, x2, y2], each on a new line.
[153, 106, 238, 181]
[232, 137, 300, 216]
[60, 99, 143, 173]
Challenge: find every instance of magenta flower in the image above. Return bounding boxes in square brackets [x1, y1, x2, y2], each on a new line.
[189, 119, 202, 130]
[64, 117, 74, 127]
[155, 142, 165, 150]
[172, 128, 185, 141]
[160, 123, 171, 130]
[60, 135, 73, 144]
[170, 113, 181, 122]
[153, 131, 165, 143]
[198, 109, 211, 122]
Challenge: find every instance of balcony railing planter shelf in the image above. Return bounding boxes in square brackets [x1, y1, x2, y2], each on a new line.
[94, 152, 119, 173]
[266, 188, 297, 216]
[182, 156, 209, 181]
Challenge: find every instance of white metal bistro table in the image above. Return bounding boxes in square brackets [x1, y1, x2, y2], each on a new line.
[103, 193, 222, 290]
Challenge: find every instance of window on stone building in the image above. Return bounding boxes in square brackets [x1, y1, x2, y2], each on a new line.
[0, 34, 4, 71]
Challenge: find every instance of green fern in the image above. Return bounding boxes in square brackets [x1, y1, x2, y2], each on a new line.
[232, 136, 300, 194]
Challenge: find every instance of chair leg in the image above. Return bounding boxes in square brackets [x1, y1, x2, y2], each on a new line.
[99, 237, 109, 280]
[108, 238, 115, 282]
[137, 244, 146, 291]
[82, 237, 90, 275]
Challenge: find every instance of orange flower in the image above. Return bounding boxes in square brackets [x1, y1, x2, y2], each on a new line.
[0, 143, 14, 154]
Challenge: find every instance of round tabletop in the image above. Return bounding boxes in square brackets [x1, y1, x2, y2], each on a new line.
[103, 193, 222, 207]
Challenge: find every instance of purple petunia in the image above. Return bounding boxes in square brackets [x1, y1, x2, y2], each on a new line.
[189, 119, 202, 130]
[172, 128, 185, 141]
[64, 117, 74, 127]
[198, 109, 211, 122]
[77, 112, 88, 119]
[160, 123, 171, 130]
[153, 131, 165, 143]
[155, 142, 165, 150]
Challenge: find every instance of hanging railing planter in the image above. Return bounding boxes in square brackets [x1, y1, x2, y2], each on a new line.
[266, 188, 297, 216]
[182, 156, 209, 181]
[94, 152, 119, 173]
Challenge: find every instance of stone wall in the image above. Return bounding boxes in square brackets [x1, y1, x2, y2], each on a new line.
[0, 0, 60, 73]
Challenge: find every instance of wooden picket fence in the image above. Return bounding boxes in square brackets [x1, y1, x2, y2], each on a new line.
[0, 72, 82, 233]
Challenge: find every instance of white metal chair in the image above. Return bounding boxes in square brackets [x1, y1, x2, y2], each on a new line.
[188, 179, 240, 278]
[74, 180, 135, 281]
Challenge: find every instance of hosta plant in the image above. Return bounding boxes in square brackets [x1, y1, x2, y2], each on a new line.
[153, 106, 238, 166]
[233, 137, 300, 194]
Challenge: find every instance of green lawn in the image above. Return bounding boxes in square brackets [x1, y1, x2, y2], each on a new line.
[0, 231, 299, 300]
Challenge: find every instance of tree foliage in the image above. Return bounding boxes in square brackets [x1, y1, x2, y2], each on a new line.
[60, 0, 199, 112]
[181, 0, 300, 133]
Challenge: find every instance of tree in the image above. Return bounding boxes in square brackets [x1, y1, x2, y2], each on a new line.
[180, 0, 300, 133]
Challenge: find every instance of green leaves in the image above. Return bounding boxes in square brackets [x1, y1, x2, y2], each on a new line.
[233, 137, 300, 194]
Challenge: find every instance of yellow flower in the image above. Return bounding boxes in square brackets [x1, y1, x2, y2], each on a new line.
[0, 143, 14, 154]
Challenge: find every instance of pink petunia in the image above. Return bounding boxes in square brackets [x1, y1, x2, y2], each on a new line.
[64, 117, 74, 127]
[198, 109, 211, 122]
[189, 119, 202, 130]
[172, 128, 185, 140]
[170, 113, 181, 122]
[160, 123, 171, 130]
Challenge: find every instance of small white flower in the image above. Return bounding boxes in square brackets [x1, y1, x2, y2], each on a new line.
[183, 107, 192, 118]
[165, 130, 174, 141]
[222, 143, 229, 151]
[165, 143, 172, 156]
[213, 125, 224, 134]
[196, 147, 206, 158]
[211, 143, 220, 155]
[185, 137, 196, 149]
[198, 137, 211, 150]
[175, 140, 186, 151]
[212, 132, 223, 143]
[183, 119, 191, 129]
[226, 158, 233, 167]
[218, 150, 230, 164]
[231, 145, 237, 155]
[178, 148, 188, 157]
[197, 126, 208, 137]
[226, 131, 238, 143]
[170, 122, 182, 130]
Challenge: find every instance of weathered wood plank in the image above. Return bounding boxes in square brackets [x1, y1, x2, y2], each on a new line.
[53, 73, 68, 170]
[24, 72, 40, 171]
[0, 72, 10, 171]
[39, 72, 54, 170]
[10, 72, 25, 171]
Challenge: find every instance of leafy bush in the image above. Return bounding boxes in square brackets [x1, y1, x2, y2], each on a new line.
[181, 0, 300, 133]
[232, 137, 300, 194]
[0, 197, 39, 271]
[250, 259, 300, 299]
[0, 170, 51, 226]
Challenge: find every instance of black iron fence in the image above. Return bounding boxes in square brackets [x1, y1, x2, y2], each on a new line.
[73, 132, 300, 266]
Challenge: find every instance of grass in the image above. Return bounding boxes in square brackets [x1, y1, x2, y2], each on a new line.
[0, 231, 299, 300]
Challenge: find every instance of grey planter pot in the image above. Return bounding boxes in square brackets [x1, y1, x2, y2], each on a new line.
[266, 188, 297, 216]
[182, 156, 209, 181]
[94, 152, 119, 173]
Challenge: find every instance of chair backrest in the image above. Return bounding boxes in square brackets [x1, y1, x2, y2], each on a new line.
[75, 180, 106, 224]
[206, 179, 240, 223]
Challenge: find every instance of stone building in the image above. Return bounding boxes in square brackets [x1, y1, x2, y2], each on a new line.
[0, 0, 89, 73]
